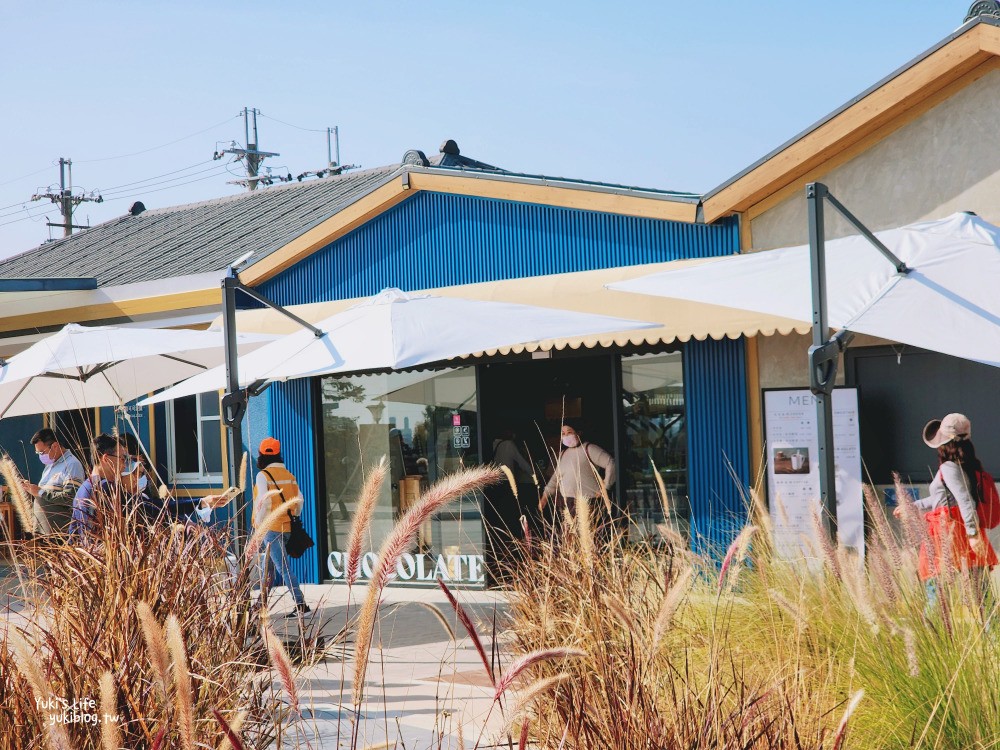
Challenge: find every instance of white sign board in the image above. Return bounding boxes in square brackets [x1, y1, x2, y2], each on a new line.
[763, 388, 864, 558]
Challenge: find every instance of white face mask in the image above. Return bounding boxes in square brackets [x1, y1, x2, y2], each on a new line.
[562, 435, 579, 448]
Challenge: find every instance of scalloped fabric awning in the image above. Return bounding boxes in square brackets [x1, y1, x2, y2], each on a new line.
[216, 258, 809, 357]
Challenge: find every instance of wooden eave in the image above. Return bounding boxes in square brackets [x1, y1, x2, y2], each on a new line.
[702, 22, 1000, 223]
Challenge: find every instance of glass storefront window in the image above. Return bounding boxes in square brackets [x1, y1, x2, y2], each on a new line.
[620, 352, 689, 542]
[319, 367, 484, 586]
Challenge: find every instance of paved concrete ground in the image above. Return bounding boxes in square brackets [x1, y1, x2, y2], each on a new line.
[266, 584, 515, 749]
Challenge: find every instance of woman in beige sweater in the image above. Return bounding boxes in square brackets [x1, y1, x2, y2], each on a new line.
[539, 423, 615, 528]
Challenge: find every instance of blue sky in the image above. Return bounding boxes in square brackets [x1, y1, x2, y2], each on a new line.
[0, 1, 970, 257]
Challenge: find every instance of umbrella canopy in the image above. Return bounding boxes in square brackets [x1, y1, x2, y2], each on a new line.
[608, 212, 1000, 368]
[0, 323, 272, 418]
[142, 288, 659, 404]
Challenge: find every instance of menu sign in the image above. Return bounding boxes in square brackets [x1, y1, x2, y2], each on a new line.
[763, 388, 864, 559]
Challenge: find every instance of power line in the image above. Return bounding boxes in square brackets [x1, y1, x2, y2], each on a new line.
[100, 169, 239, 202]
[97, 159, 217, 193]
[0, 163, 58, 189]
[0, 202, 57, 221]
[257, 112, 327, 133]
[76, 115, 240, 164]
[100, 162, 233, 199]
[0, 196, 48, 214]
[0, 160, 228, 216]
[0, 208, 57, 229]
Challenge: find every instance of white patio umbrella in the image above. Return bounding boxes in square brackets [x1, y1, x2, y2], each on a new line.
[610, 208, 1000, 548]
[608, 212, 1000, 368]
[142, 288, 660, 404]
[0, 323, 272, 418]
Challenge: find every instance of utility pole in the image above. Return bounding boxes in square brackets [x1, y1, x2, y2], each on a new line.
[327, 126, 340, 170]
[31, 158, 103, 237]
[296, 126, 357, 182]
[215, 107, 280, 191]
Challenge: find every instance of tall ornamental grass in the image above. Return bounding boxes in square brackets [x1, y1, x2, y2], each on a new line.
[500, 477, 1000, 749]
[0, 461, 310, 750]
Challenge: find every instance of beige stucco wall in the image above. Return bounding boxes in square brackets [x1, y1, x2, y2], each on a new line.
[757, 332, 889, 390]
[750, 68, 1000, 252]
[747, 67, 1000, 395]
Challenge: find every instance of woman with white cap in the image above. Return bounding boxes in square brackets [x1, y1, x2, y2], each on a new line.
[895, 413, 997, 610]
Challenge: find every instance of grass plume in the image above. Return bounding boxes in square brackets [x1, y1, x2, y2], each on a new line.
[262, 621, 300, 715]
[99, 671, 122, 750]
[166, 614, 195, 750]
[345, 456, 388, 586]
[352, 465, 501, 705]
[135, 601, 170, 703]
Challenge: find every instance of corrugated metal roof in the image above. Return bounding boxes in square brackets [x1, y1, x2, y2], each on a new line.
[0, 166, 400, 287]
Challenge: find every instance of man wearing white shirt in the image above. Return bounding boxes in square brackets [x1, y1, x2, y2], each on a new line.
[25, 428, 85, 535]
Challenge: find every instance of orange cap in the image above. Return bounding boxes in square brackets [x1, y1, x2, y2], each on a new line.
[259, 437, 281, 455]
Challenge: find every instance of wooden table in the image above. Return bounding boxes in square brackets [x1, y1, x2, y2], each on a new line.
[0, 502, 14, 538]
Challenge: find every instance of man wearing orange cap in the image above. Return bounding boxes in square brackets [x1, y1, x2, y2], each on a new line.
[252, 437, 310, 616]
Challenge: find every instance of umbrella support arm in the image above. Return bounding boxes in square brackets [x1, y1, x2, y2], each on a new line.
[822, 192, 910, 275]
[231, 281, 325, 339]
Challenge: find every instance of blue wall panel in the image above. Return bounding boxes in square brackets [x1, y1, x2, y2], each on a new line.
[260, 192, 738, 304]
[684, 337, 751, 554]
[267, 378, 319, 583]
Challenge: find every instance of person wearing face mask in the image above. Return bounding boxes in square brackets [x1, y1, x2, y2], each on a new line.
[24, 428, 85, 535]
[69, 433, 124, 537]
[117, 433, 221, 524]
[539, 420, 616, 534]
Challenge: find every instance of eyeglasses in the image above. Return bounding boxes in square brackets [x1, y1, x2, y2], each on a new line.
[35, 443, 53, 455]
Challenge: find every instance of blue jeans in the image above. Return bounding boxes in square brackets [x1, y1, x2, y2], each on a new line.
[260, 530, 305, 606]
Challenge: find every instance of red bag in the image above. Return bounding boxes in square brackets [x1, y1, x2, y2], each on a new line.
[976, 470, 1000, 530]
[918, 505, 997, 580]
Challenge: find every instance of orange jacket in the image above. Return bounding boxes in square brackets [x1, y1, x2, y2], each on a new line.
[251, 464, 302, 533]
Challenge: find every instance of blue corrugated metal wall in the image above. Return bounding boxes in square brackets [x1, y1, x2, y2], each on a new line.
[260, 192, 738, 304]
[257, 190, 748, 580]
[267, 378, 319, 584]
[685, 337, 750, 554]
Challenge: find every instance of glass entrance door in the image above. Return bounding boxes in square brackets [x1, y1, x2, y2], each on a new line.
[478, 354, 617, 584]
[318, 367, 484, 586]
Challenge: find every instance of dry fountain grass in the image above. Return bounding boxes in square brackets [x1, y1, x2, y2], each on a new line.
[503, 506, 836, 749]
[0, 465, 304, 750]
[0, 456, 509, 750]
[6, 443, 1000, 749]
[501, 477, 1000, 749]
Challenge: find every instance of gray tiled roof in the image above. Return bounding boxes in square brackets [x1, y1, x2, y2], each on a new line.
[0, 142, 700, 289]
[0, 165, 401, 287]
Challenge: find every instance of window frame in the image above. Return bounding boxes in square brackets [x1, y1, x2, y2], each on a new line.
[166, 392, 224, 484]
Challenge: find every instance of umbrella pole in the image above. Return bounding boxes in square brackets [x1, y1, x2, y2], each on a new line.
[221, 270, 246, 556]
[805, 183, 910, 546]
[806, 184, 839, 542]
[219, 268, 326, 558]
